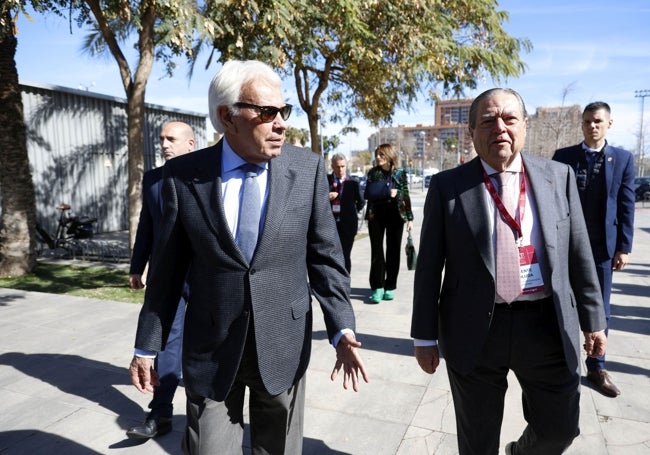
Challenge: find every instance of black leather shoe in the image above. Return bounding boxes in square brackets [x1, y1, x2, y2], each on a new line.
[126, 415, 172, 439]
[587, 369, 621, 397]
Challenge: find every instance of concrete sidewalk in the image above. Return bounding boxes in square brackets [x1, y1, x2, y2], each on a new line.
[1, 190, 649, 454]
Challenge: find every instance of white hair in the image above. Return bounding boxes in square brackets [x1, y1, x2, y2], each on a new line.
[208, 60, 282, 133]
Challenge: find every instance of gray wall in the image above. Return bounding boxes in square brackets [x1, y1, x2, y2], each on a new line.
[21, 81, 208, 234]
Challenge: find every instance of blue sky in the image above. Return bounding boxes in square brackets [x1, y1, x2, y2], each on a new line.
[14, 1, 650, 154]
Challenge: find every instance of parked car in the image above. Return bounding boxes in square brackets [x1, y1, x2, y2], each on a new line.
[634, 176, 650, 190]
[424, 175, 432, 188]
[358, 176, 367, 194]
[635, 182, 650, 201]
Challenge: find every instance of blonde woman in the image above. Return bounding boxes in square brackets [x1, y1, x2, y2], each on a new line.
[364, 144, 414, 303]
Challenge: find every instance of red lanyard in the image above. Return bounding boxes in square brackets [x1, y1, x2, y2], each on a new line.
[332, 176, 345, 194]
[481, 165, 526, 239]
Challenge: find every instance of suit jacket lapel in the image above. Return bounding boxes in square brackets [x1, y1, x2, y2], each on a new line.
[186, 142, 243, 261]
[255, 150, 292, 259]
[458, 158, 494, 276]
[603, 144, 614, 194]
[521, 154, 556, 277]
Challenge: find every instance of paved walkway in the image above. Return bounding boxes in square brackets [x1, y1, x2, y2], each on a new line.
[1, 189, 649, 454]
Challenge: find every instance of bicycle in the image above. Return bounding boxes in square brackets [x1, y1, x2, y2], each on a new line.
[35, 204, 97, 258]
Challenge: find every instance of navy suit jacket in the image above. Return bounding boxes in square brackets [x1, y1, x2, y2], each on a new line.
[130, 167, 164, 275]
[327, 174, 364, 239]
[134, 141, 355, 401]
[412, 154, 605, 376]
[552, 143, 635, 257]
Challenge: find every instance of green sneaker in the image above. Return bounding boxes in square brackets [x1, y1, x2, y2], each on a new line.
[383, 290, 394, 300]
[370, 288, 384, 303]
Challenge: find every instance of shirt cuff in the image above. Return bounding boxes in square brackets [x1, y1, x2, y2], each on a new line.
[413, 339, 438, 347]
[134, 348, 157, 358]
[332, 328, 354, 347]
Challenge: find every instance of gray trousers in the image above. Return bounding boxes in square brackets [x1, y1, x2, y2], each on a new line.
[182, 333, 305, 455]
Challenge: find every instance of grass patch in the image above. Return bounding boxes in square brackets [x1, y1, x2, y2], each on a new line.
[0, 262, 144, 304]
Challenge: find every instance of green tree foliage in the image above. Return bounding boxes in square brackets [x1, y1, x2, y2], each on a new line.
[199, 0, 531, 155]
[2, 0, 211, 259]
[38, 0, 210, 249]
[320, 134, 341, 163]
[285, 126, 310, 147]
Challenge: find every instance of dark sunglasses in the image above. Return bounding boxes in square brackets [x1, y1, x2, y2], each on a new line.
[233, 102, 292, 123]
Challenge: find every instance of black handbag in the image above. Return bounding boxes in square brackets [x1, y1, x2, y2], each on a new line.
[405, 232, 417, 270]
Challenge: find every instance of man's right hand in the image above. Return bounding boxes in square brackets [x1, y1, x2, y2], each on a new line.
[129, 274, 144, 290]
[583, 330, 607, 358]
[129, 356, 159, 393]
[415, 345, 440, 374]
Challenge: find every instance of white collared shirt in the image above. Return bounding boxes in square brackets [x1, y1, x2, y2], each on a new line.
[414, 154, 550, 347]
[220, 138, 269, 239]
[481, 154, 550, 302]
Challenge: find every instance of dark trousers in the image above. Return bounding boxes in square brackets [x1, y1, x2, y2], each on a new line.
[149, 295, 186, 418]
[586, 257, 613, 372]
[336, 221, 355, 273]
[183, 330, 305, 455]
[367, 201, 404, 290]
[447, 300, 580, 455]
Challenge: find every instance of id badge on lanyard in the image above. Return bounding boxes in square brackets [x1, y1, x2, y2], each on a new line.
[482, 165, 545, 294]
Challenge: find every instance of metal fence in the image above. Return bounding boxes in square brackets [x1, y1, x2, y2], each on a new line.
[21, 81, 208, 236]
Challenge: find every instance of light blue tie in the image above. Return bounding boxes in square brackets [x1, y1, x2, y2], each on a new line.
[237, 163, 261, 263]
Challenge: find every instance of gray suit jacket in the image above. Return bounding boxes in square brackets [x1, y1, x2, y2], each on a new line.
[135, 141, 355, 401]
[411, 153, 605, 376]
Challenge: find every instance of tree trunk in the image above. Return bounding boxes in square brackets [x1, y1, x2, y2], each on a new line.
[0, 11, 38, 276]
[127, 4, 155, 251]
[308, 110, 320, 155]
[126, 91, 146, 252]
[83, 0, 155, 251]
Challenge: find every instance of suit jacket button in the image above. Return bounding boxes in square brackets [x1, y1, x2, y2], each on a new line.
[250, 269, 256, 274]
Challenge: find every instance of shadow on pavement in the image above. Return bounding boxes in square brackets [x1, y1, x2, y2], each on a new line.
[0, 292, 28, 306]
[303, 437, 353, 454]
[349, 287, 371, 301]
[0, 430, 103, 454]
[312, 330, 412, 357]
[0, 352, 140, 429]
[613, 280, 650, 299]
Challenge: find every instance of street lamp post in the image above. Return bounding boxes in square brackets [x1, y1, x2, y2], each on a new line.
[635, 89, 650, 177]
[418, 131, 426, 191]
[433, 136, 443, 173]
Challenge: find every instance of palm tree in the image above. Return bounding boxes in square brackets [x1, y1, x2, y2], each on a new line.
[78, 0, 205, 250]
[0, 8, 38, 276]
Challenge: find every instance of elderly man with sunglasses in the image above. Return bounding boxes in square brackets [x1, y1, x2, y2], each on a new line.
[129, 60, 368, 454]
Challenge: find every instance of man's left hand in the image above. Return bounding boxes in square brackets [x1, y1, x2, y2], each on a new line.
[331, 333, 369, 392]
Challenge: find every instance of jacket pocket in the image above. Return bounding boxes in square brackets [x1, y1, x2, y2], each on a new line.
[291, 295, 311, 320]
